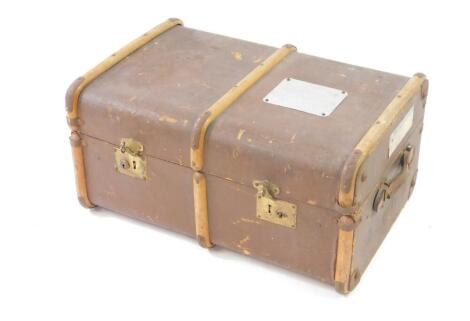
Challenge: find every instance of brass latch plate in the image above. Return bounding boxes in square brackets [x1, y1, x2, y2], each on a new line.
[253, 180, 297, 228]
[115, 138, 147, 179]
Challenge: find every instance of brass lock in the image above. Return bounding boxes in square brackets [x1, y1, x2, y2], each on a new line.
[115, 138, 147, 179]
[253, 180, 297, 228]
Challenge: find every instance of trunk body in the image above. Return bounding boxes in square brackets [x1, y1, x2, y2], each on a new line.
[66, 19, 428, 292]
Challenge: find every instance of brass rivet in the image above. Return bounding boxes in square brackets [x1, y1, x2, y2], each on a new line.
[349, 269, 361, 291]
[405, 145, 415, 167]
[338, 215, 355, 229]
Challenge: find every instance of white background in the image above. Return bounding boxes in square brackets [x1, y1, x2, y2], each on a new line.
[1, 1, 469, 320]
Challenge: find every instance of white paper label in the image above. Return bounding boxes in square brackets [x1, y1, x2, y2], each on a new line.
[389, 106, 414, 157]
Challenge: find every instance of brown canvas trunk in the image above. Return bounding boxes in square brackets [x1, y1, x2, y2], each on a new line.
[65, 19, 428, 293]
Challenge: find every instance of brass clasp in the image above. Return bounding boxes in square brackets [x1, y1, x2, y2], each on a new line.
[115, 138, 147, 179]
[253, 180, 297, 228]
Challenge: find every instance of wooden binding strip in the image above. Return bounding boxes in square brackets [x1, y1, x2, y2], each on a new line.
[190, 44, 297, 171]
[66, 18, 182, 126]
[334, 215, 358, 294]
[66, 18, 183, 208]
[337, 73, 427, 208]
[191, 45, 297, 248]
[193, 172, 211, 248]
[70, 132, 94, 208]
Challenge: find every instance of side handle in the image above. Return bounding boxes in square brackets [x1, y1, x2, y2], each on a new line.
[373, 144, 415, 211]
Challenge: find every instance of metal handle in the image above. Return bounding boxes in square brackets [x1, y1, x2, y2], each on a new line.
[373, 144, 415, 211]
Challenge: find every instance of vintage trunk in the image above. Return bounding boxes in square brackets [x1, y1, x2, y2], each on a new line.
[66, 18, 428, 293]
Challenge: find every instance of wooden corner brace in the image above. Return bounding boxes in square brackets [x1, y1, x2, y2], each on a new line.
[190, 44, 297, 248]
[65, 18, 183, 208]
[337, 73, 428, 208]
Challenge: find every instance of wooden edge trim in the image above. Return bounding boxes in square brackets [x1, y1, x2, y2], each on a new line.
[66, 17, 183, 128]
[66, 18, 182, 208]
[70, 132, 94, 208]
[337, 73, 427, 208]
[190, 44, 296, 249]
[193, 172, 214, 248]
[190, 44, 297, 171]
[334, 215, 356, 294]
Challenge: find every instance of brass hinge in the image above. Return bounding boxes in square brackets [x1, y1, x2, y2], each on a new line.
[115, 138, 147, 179]
[253, 180, 297, 228]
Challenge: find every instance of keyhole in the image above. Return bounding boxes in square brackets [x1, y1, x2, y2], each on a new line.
[268, 204, 272, 214]
[119, 159, 130, 170]
[133, 161, 137, 170]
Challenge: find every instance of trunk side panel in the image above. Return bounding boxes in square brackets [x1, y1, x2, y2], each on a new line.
[206, 175, 340, 284]
[352, 89, 426, 207]
[83, 135, 340, 284]
[83, 135, 196, 237]
[352, 119, 424, 277]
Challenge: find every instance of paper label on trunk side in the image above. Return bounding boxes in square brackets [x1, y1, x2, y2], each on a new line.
[263, 78, 348, 117]
[389, 106, 414, 157]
